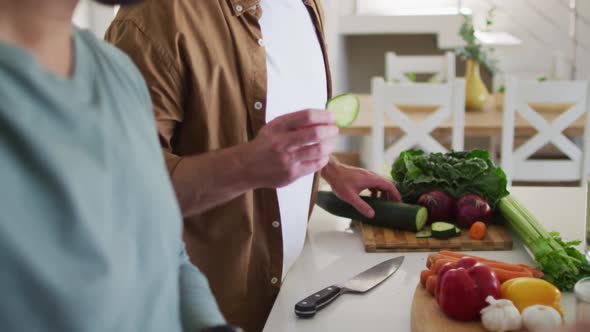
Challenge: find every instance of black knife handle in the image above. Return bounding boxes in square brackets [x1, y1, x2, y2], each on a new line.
[294, 285, 342, 318]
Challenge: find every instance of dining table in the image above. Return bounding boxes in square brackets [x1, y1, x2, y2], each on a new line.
[339, 94, 585, 138]
[263, 186, 588, 332]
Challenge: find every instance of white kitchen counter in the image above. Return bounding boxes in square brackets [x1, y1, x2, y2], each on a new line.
[263, 187, 587, 332]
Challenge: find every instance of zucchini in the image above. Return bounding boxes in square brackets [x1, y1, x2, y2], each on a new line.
[326, 94, 360, 128]
[432, 222, 457, 239]
[315, 191, 428, 232]
[416, 230, 432, 239]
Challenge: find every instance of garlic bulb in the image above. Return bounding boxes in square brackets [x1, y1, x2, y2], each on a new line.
[480, 296, 522, 332]
[521, 305, 562, 332]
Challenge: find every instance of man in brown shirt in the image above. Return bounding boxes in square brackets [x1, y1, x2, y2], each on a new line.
[105, 1, 400, 331]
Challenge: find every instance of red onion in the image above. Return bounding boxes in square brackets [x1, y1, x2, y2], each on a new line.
[455, 194, 492, 229]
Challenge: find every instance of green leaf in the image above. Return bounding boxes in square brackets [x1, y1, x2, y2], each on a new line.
[455, 7, 498, 73]
[405, 72, 417, 82]
[391, 149, 509, 208]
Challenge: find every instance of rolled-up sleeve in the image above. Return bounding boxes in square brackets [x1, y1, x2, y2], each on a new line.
[178, 245, 226, 331]
[105, 20, 185, 174]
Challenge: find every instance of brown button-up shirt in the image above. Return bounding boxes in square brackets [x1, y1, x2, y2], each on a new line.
[105, 1, 331, 331]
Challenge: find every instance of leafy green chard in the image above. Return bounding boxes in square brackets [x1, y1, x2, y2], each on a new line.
[391, 149, 509, 208]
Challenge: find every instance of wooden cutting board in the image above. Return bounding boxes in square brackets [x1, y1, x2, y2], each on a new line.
[359, 223, 513, 252]
[411, 285, 487, 332]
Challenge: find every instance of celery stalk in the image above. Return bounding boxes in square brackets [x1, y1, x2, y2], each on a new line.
[498, 195, 590, 291]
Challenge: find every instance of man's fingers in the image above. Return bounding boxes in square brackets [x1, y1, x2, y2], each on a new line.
[283, 124, 338, 150]
[271, 109, 335, 131]
[367, 176, 402, 202]
[292, 138, 337, 162]
[344, 193, 375, 218]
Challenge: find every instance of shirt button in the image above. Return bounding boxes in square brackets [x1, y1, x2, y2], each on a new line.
[235, 4, 243, 13]
[254, 101, 263, 110]
[258, 38, 265, 47]
[271, 277, 279, 285]
[272, 221, 280, 228]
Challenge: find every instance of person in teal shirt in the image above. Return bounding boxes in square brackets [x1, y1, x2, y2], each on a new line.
[0, 0, 229, 331]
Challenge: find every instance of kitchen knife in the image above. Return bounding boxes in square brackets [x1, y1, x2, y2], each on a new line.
[294, 256, 405, 318]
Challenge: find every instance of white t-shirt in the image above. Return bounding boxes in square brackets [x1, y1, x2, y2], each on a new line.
[259, 0, 328, 279]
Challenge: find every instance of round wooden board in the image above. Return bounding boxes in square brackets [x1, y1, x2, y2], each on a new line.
[410, 285, 487, 332]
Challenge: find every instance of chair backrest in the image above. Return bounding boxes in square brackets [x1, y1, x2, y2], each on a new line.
[370, 77, 466, 172]
[493, 54, 573, 91]
[501, 78, 590, 186]
[385, 52, 456, 83]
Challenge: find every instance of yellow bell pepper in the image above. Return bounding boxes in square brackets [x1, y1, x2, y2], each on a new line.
[500, 277, 563, 317]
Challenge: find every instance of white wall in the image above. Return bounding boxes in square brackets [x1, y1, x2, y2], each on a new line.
[326, 0, 590, 93]
[72, 0, 590, 81]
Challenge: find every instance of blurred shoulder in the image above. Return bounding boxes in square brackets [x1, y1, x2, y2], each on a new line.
[76, 28, 150, 105]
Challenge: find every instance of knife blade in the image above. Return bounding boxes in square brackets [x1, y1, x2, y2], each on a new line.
[294, 256, 404, 318]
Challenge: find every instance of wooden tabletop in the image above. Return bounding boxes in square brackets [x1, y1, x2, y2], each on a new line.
[340, 94, 585, 137]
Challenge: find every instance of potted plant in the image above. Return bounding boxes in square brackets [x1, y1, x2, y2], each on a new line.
[456, 8, 498, 111]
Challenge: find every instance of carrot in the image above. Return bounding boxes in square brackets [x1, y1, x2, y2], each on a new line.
[492, 268, 533, 282]
[426, 253, 459, 269]
[420, 269, 435, 286]
[439, 250, 496, 261]
[517, 264, 544, 278]
[469, 221, 487, 240]
[431, 252, 535, 282]
[426, 275, 437, 296]
[439, 250, 541, 276]
[431, 252, 532, 274]
[483, 262, 532, 274]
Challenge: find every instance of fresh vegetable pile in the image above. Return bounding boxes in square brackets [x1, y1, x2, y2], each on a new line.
[391, 149, 509, 208]
[392, 149, 590, 290]
[421, 251, 565, 332]
[389, 149, 509, 240]
[499, 195, 590, 291]
[420, 251, 544, 296]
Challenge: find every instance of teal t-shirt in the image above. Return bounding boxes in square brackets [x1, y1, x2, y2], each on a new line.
[0, 29, 224, 331]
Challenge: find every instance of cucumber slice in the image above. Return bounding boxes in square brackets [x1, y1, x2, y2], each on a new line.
[455, 227, 461, 236]
[316, 191, 428, 232]
[326, 93, 360, 128]
[416, 230, 432, 239]
[432, 222, 457, 239]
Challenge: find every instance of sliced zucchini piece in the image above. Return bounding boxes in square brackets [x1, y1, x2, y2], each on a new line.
[326, 93, 360, 128]
[416, 230, 432, 239]
[316, 191, 428, 232]
[432, 222, 457, 239]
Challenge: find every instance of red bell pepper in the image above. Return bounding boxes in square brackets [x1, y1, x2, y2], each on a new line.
[436, 257, 501, 321]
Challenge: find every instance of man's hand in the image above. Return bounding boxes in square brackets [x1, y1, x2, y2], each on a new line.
[321, 158, 402, 218]
[242, 109, 339, 189]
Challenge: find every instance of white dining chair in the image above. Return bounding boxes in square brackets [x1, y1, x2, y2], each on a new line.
[385, 51, 456, 83]
[370, 77, 466, 172]
[501, 78, 590, 186]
